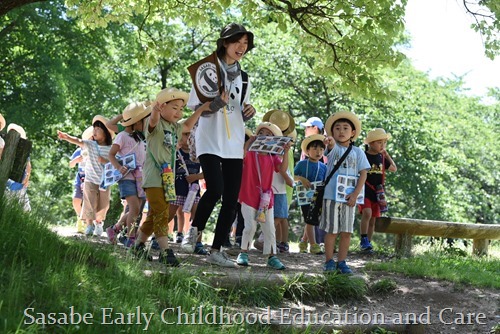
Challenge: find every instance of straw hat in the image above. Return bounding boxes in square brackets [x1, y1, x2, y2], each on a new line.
[364, 128, 391, 144]
[325, 110, 362, 141]
[92, 115, 115, 138]
[82, 126, 93, 140]
[262, 109, 295, 136]
[7, 123, 26, 139]
[256, 122, 283, 137]
[0, 113, 5, 131]
[301, 134, 326, 153]
[121, 102, 151, 127]
[156, 88, 189, 106]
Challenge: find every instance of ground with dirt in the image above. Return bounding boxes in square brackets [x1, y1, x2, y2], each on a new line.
[54, 226, 499, 334]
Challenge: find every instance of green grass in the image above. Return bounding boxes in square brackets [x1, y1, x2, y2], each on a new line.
[0, 196, 271, 334]
[365, 241, 500, 289]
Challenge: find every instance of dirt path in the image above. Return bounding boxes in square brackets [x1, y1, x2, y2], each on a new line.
[54, 226, 499, 333]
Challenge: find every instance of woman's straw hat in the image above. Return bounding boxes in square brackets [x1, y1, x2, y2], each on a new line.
[325, 110, 361, 141]
[364, 128, 391, 144]
[121, 102, 151, 127]
[262, 109, 295, 136]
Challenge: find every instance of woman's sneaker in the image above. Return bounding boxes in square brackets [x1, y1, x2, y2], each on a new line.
[236, 252, 249, 266]
[337, 260, 353, 275]
[159, 249, 180, 267]
[267, 256, 285, 270]
[207, 251, 238, 268]
[323, 259, 336, 272]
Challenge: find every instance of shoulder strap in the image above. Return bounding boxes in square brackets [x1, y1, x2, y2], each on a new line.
[324, 144, 352, 186]
[240, 70, 248, 106]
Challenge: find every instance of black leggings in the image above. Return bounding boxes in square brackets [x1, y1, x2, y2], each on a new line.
[192, 154, 243, 250]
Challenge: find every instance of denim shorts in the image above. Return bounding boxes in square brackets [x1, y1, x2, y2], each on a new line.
[273, 194, 288, 219]
[73, 173, 83, 199]
[118, 179, 138, 198]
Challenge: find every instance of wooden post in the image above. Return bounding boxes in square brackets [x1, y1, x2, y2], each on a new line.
[0, 131, 31, 196]
[395, 233, 413, 257]
[472, 239, 489, 256]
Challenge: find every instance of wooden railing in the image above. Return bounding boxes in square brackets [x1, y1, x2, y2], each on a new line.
[375, 217, 500, 256]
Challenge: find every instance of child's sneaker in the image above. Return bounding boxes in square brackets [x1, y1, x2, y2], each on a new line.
[236, 252, 249, 266]
[207, 251, 237, 268]
[159, 249, 180, 267]
[298, 240, 308, 253]
[150, 237, 160, 250]
[277, 242, 289, 253]
[124, 237, 135, 248]
[310, 243, 324, 255]
[93, 223, 103, 237]
[130, 243, 153, 261]
[323, 259, 336, 272]
[85, 225, 94, 237]
[176, 232, 184, 244]
[337, 260, 353, 275]
[267, 256, 286, 270]
[106, 226, 116, 244]
[360, 236, 373, 251]
[194, 242, 209, 255]
[182, 226, 198, 252]
[76, 219, 85, 234]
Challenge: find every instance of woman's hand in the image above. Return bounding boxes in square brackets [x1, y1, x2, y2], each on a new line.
[242, 103, 256, 120]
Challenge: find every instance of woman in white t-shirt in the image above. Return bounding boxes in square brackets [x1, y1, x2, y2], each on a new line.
[182, 23, 256, 267]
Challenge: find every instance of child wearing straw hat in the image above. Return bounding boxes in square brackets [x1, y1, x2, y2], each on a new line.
[359, 128, 397, 252]
[69, 126, 93, 233]
[58, 115, 115, 237]
[130, 87, 203, 267]
[294, 133, 328, 255]
[321, 111, 370, 274]
[236, 122, 292, 270]
[106, 102, 150, 246]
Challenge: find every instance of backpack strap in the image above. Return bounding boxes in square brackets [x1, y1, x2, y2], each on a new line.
[240, 70, 248, 106]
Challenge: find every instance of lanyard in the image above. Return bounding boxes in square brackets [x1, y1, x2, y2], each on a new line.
[305, 160, 320, 182]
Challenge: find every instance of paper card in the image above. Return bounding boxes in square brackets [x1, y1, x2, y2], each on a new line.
[101, 153, 136, 187]
[248, 136, 292, 155]
[335, 174, 364, 204]
[296, 181, 324, 206]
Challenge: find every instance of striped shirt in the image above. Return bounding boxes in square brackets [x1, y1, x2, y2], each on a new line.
[82, 140, 111, 185]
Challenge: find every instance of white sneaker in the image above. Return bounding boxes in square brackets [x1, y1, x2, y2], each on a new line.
[181, 226, 198, 252]
[207, 251, 238, 268]
[94, 223, 103, 237]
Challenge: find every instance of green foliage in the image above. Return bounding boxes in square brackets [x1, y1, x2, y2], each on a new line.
[225, 278, 284, 307]
[369, 278, 397, 295]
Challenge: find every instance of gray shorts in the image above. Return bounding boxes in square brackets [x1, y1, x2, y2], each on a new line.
[319, 199, 355, 234]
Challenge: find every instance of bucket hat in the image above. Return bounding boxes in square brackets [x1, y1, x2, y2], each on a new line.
[256, 122, 283, 137]
[301, 134, 326, 153]
[325, 110, 361, 141]
[121, 102, 151, 127]
[217, 23, 254, 53]
[364, 128, 391, 144]
[156, 88, 189, 106]
[262, 109, 295, 136]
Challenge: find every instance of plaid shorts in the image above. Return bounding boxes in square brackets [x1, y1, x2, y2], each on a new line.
[170, 195, 200, 207]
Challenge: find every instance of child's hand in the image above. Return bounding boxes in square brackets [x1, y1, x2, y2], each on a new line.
[345, 192, 359, 207]
[185, 174, 198, 184]
[152, 101, 162, 114]
[57, 130, 67, 140]
[98, 156, 108, 164]
[118, 165, 128, 175]
[324, 136, 334, 149]
[283, 141, 292, 151]
[302, 179, 312, 189]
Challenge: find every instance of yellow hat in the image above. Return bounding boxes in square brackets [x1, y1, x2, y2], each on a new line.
[7, 123, 26, 139]
[325, 110, 361, 141]
[301, 134, 326, 153]
[244, 128, 253, 138]
[262, 109, 295, 136]
[121, 102, 151, 127]
[364, 128, 391, 144]
[156, 88, 189, 106]
[92, 115, 116, 138]
[0, 113, 5, 131]
[256, 122, 283, 137]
